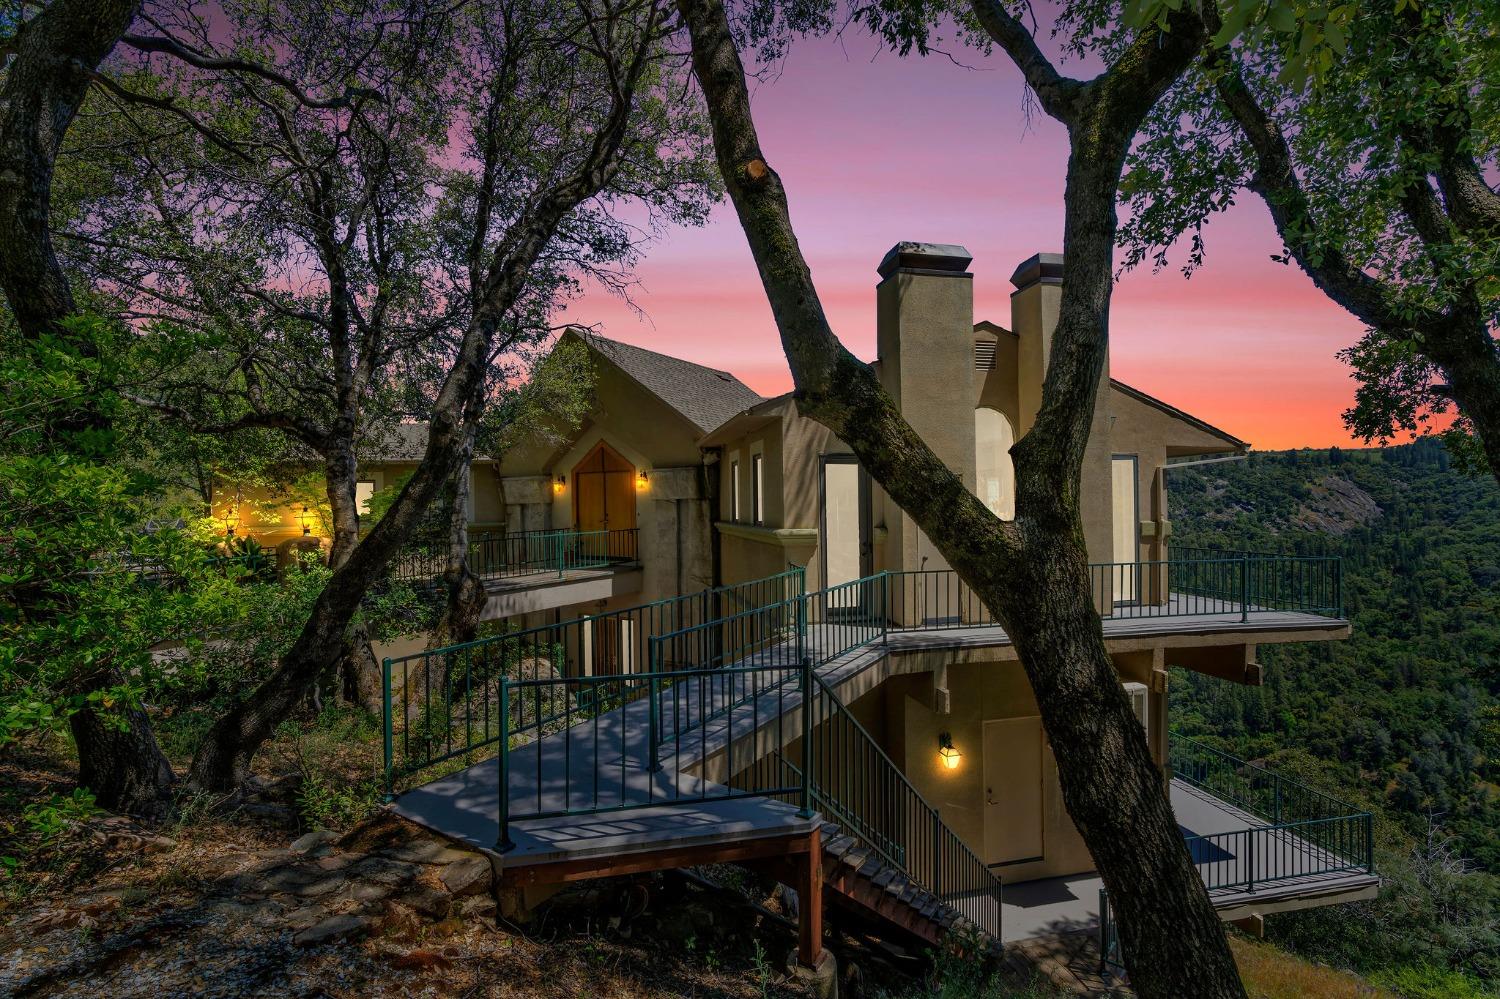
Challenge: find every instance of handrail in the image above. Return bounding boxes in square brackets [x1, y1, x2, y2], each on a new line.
[1169, 736, 1366, 828]
[391, 526, 641, 582]
[381, 567, 806, 791]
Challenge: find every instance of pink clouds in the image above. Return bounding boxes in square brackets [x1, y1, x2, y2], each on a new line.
[561, 29, 1374, 451]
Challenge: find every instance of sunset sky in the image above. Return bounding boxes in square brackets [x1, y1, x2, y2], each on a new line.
[561, 28, 1372, 451]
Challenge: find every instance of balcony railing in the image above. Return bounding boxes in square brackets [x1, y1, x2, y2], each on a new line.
[390, 527, 639, 582]
[1101, 738, 1373, 974]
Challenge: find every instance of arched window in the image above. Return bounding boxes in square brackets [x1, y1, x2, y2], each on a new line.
[974, 408, 1016, 521]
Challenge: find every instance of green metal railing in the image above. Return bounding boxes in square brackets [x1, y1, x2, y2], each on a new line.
[1100, 740, 1373, 975]
[390, 527, 640, 582]
[1165, 547, 1342, 619]
[381, 567, 805, 793]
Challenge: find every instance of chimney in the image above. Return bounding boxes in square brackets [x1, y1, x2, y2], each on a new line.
[875, 242, 977, 577]
[1009, 252, 1115, 568]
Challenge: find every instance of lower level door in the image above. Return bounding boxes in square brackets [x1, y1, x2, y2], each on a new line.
[982, 716, 1045, 865]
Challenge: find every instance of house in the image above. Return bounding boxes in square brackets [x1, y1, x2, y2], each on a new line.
[250, 243, 1374, 963]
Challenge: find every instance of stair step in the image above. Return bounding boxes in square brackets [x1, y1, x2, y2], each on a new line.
[871, 867, 897, 889]
[857, 854, 885, 878]
[841, 847, 873, 871]
[883, 874, 909, 897]
[824, 836, 858, 860]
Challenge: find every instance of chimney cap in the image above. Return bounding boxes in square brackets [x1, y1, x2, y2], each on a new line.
[1010, 252, 1064, 290]
[877, 242, 973, 279]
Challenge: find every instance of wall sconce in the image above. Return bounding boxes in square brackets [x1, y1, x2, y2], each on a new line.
[635, 469, 649, 490]
[553, 474, 566, 495]
[299, 505, 313, 536]
[938, 732, 961, 771]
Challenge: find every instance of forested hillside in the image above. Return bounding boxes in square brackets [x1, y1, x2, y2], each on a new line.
[1170, 440, 1500, 993]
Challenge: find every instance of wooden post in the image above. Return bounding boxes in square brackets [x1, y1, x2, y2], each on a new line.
[798, 825, 824, 968]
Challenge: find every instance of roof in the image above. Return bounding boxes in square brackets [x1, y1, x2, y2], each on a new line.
[360, 422, 437, 463]
[570, 330, 764, 436]
[1110, 379, 1249, 452]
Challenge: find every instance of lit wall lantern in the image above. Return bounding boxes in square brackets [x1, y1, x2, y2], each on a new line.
[299, 505, 313, 536]
[553, 474, 566, 495]
[938, 732, 961, 771]
[635, 469, 650, 491]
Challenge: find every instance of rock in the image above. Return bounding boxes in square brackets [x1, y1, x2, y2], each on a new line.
[314, 853, 356, 873]
[292, 913, 372, 947]
[353, 857, 422, 888]
[290, 829, 340, 855]
[284, 904, 331, 931]
[394, 883, 452, 920]
[337, 882, 393, 904]
[290, 875, 347, 899]
[141, 835, 178, 854]
[459, 895, 497, 919]
[440, 857, 492, 898]
[378, 839, 473, 865]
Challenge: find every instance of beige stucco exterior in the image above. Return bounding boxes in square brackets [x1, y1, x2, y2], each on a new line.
[222, 241, 1345, 896]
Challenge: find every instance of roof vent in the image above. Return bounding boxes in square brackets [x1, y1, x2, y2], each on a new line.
[974, 340, 997, 371]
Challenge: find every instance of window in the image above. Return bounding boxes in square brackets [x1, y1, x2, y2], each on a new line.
[729, 458, 741, 521]
[355, 480, 376, 518]
[751, 453, 764, 524]
[973, 408, 1015, 520]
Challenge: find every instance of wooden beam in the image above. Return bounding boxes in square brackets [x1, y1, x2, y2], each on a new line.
[500, 830, 811, 888]
[798, 825, 824, 968]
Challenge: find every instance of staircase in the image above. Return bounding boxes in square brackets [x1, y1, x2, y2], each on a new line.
[820, 821, 999, 950]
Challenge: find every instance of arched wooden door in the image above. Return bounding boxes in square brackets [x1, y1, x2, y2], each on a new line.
[572, 442, 636, 554]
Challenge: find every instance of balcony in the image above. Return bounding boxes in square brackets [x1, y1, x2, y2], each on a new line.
[391, 527, 642, 618]
[1004, 739, 1377, 946]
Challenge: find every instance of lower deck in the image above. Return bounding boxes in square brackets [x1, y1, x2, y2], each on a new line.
[1000, 780, 1379, 943]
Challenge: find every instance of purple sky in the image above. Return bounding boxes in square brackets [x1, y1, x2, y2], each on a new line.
[562, 27, 1372, 450]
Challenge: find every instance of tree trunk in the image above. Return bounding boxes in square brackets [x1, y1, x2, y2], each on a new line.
[430, 421, 488, 649]
[70, 671, 177, 820]
[185, 1, 653, 792]
[0, 0, 177, 820]
[673, 1, 1244, 993]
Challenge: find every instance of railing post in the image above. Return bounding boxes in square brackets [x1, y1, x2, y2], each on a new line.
[557, 531, 566, 577]
[1239, 554, 1250, 623]
[496, 679, 514, 852]
[798, 656, 814, 819]
[381, 657, 395, 802]
[881, 572, 889, 647]
[796, 594, 807, 665]
[648, 675, 662, 772]
[1246, 829, 1256, 893]
[1364, 812, 1374, 872]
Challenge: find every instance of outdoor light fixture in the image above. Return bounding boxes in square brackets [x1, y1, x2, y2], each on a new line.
[938, 733, 961, 771]
[553, 474, 566, 495]
[299, 505, 313, 536]
[636, 469, 649, 490]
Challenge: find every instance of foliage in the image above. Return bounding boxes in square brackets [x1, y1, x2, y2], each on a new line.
[0, 788, 102, 903]
[0, 316, 275, 751]
[1120, 1, 1500, 457]
[1172, 440, 1500, 985]
[274, 706, 385, 831]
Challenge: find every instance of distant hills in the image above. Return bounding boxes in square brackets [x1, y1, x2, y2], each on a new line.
[1171, 439, 1500, 868]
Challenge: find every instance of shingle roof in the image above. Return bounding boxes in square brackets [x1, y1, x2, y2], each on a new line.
[574, 331, 764, 436]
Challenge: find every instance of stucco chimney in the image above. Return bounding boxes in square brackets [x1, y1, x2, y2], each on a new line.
[876, 242, 977, 576]
[1009, 252, 1115, 568]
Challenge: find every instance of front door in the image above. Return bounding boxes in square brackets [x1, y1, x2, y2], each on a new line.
[573, 442, 636, 555]
[983, 716, 1045, 866]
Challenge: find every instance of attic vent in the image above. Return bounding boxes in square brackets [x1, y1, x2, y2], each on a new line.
[974, 340, 997, 371]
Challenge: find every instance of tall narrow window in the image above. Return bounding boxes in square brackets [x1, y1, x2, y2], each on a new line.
[751, 453, 764, 524]
[730, 459, 741, 521]
[355, 480, 376, 517]
[973, 408, 1016, 520]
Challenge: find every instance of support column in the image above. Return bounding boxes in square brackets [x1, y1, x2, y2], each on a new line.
[798, 825, 824, 968]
